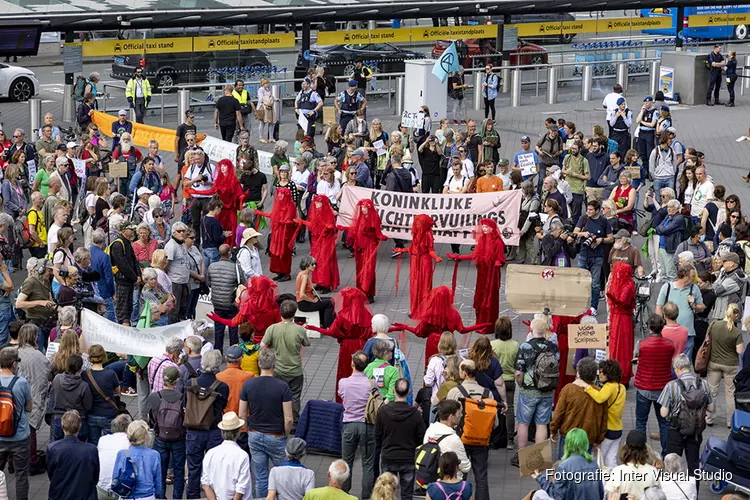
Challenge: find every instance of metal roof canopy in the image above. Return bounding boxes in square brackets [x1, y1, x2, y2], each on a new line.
[2, 0, 747, 31]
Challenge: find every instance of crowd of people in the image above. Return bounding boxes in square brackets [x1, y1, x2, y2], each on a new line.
[0, 65, 746, 500]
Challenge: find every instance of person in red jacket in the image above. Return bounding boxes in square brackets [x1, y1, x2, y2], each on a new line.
[256, 187, 299, 282]
[607, 262, 636, 386]
[393, 214, 442, 318]
[208, 275, 282, 345]
[213, 159, 245, 245]
[339, 199, 388, 303]
[393, 286, 490, 367]
[633, 313, 675, 457]
[296, 195, 339, 293]
[447, 218, 506, 333]
[305, 287, 373, 402]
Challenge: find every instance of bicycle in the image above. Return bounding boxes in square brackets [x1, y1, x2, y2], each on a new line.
[633, 272, 656, 339]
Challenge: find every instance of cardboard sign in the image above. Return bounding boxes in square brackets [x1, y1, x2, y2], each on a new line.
[323, 106, 335, 125]
[518, 439, 554, 477]
[505, 264, 592, 315]
[401, 110, 425, 129]
[568, 324, 608, 349]
[626, 165, 641, 180]
[109, 161, 128, 179]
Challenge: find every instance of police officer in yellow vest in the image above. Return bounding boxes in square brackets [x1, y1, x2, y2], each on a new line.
[125, 67, 152, 124]
[233, 79, 255, 142]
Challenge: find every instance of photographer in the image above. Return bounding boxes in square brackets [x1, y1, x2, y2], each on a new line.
[184, 149, 216, 244]
[16, 260, 57, 352]
[55, 266, 79, 308]
[540, 219, 575, 267]
[72, 247, 102, 314]
[517, 181, 540, 265]
[569, 199, 613, 315]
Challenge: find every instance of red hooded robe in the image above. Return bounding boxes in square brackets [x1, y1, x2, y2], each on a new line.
[607, 261, 636, 385]
[298, 195, 340, 290]
[208, 275, 282, 344]
[257, 187, 299, 276]
[306, 287, 373, 402]
[213, 159, 245, 245]
[396, 214, 442, 317]
[342, 199, 387, 298]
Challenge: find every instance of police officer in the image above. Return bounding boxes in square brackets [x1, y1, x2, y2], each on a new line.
[726, 50, 738, 107]
[636, 96, 658, 175]
[233, 79, 254, 141]
[609, 97, 632, 158]
[295, 77, 323, 138]
[335, 80, 367, 132]
[125, 67, 151, 124]
[707, 44, 726, 106]
[351, 60, 373, 97]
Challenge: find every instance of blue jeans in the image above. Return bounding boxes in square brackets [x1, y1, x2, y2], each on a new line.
[105, 360, 132, 389]
[247, 431, 286, 498]
[652, 177, 675, 193]
[187, 288, 200, 320]
[578, 251, 604, 309]
[516, 392, 553, 425]
[185, 428, 222, 499]
[131, 287, 142, 325]
[154, 439, 186, 499]
[87, 414, 112, 447]
[202, 247, 220, 268]
[53, 415, 89, 442]
[103, 297, 117, 323]
[36, 325, 49, 354]
[213, 307, 238, 353]
[635, 389, 669, 457]
[684, 336, 695, 359]
[0, 308, 12, 346]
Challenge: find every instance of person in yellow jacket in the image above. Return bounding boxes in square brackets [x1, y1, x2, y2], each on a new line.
[232, 79, 255, 142]
[126, 67, 152, 124]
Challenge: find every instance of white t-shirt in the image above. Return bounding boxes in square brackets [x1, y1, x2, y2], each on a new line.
[443, 174, 468, 193]
[186, 163, 216, 198]
[691, 180, 715, 217]
[604, 463, 660, 498]
[498, 170, 511, 189]
[461, 158, 475, 178]
[661, 478, 697, 500]
[603, 92, 625, 121]
[47, 223, 61, 255]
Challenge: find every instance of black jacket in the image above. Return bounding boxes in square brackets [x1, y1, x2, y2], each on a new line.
[385, 167, 413, 193]
[374, 401, 426, 464]
[52, 373, 93, 417]
[109, 236, 141, 284]
[540, 233, 575, 266]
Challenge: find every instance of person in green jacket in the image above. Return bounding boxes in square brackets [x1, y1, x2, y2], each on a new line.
[364, 339, 399, 402]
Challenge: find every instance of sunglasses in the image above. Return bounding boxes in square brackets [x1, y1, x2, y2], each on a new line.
[459, 150, 466, 153]
[154, 215, 163, 218]
[732, 215, 740, 219]
[12, 135, 21, 138]
[174, 229, 186, 233]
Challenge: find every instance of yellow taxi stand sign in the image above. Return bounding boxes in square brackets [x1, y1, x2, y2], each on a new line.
[688, 13, 750, 28]
[66, 32, 295, 58]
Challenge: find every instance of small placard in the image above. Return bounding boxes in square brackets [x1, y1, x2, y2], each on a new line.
[626, 165, 641, 180]
[638, 286, 650, 296]
[109, 161, 128, 179]
[595, 349, 607, 362]
[568, 323, 608, 349]
[519, 439, 554, 477]
[323, 106, 335, 125]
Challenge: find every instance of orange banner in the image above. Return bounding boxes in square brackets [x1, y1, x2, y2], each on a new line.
[91, 111, 205, 154]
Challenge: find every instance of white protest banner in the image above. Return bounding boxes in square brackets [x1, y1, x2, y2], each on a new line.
[516, 153, 537, 177]
[401, 110, 425, 129]
[200, 135, 239, 166]
[73, 158, 87, 179]
[81, 309, 193, 357]
[337, 186, 522, 245]
[26, 159, 37, 180]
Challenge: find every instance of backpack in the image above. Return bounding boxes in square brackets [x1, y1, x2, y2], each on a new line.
[414, 434, 449, 491]
[455, 385, 497, 447]
[183, 379, 221, 431]
[105, 237, 123, 276]
[73, 76, 88, 102]
[365, 383, 384, 425]
[672, 377, 708, 437]
[155, 392, 185, 442]
[14, 214, 33, 249]
[110, 448, 138, 498]
[530, 338, 559, 392]
[0, 376, 19, 437]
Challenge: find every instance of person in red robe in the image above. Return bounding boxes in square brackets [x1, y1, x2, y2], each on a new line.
[213, 159, 245, 245]
[394, 214, 442, 318]
[607, 261, 636, 386]
[256, 187, 299, 282]
[305, 287, 373, 402]
[447, 218, 506, 333]
[338, 199, 388, 302]
[207, 274, 282, 345]
[295, 195, 339, 293]
[393, 286, 491, 367]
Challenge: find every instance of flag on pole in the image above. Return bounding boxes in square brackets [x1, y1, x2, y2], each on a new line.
[432, 42, 461, 83]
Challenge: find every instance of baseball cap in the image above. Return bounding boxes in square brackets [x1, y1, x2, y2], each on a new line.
[616, 97, 626, 105]
[304, 77, 312, 84]
[185, 110, 195, 117]
[137, 187, 153, 197]
[225, 346, 243, 361]
[548, 124, 559, 131]
[626, 430, 647, 448]
[643, 96, 653, 102]
[351, 148, 366, 157]
[661, 105, 670, 112]
[118, 109, 128, 116]
[498, 158, 510, 167]
[614, 229, 631, 239]
[724, 252, 740, 264]
[66, 141, 77, 149]
[348, 80, 358, 87]
[520, 135, 531, 142]
[56, 143, 68, 152]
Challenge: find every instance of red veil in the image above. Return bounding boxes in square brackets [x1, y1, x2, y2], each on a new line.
[269, 187, 299, 256]
[334, 287, 373, 330]
[410, 215, 435, 256]
[472, 218, 504, 268]
[308, 195, 336, 236]
[400, 214, 440, 317]
[607, 261, 636, 385]
[413, 286, 464, 333]
[346, 199, 385, 250]
[208, 275, 282, 343]
[214, 159, 245, 243]
[306, 195, 340, 290]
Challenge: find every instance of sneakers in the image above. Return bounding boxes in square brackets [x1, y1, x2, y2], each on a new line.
[586, 307, 597, 316]
[510, 452, 519, 467]
[121, 387, 137, 397]
[707, 100, 714, 106]
[391, 251, 400, 259]
[726, 102, 735, 107]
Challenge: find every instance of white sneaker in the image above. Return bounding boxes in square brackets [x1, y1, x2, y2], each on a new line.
[587, 307, 597, 316]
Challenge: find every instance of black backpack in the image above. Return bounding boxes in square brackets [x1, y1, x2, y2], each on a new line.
[414, 434, 449, 492]
[155, 392, 185, 442]
[530, 338, 559, 392]
[673, 377, 708, 438]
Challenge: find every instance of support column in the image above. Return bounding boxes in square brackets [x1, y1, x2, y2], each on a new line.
[62, 31, 75, 124]
[675, 6, 685, 50]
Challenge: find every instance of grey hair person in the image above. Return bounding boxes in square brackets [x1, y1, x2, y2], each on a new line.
[137, 222, 151, 235]
[110, 413, 133, 434]
[299, 256, 317, 270]
[58, 306, 77, 327]
[663, 453, 687, 475]
[165, 336, 184, 355]
[258, 348, 276, 371]
[372, 340, 392, 360]
[274, 140, 289, 156]
[328, 460, 351, 487]
[201, 350, 223, 374]
[141, 267, 158, 282]
[0, 213, 13, 229]
[371, 314, 390, 334]
[74, 247, 91, 264]
[672, 353, 692, 372]
[549, 219, 565, 232]
[666, 199, 682, 211]
[172, 221, 189, 233]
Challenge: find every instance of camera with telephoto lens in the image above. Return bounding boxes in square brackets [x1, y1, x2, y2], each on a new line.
[579, 234, 595, 248]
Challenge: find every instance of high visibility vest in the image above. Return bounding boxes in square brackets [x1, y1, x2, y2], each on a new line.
[125, 78, 152, 103]
[232, 89, 249, 105]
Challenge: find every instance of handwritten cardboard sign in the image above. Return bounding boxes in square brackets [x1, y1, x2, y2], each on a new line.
[519, 439, 554, 477]
[109, 161, 128, 179]
[568, 323, 608, 349]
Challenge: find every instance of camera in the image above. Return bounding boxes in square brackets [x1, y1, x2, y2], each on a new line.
[580, 235, 595, 248]
[202, 175, 210, 182]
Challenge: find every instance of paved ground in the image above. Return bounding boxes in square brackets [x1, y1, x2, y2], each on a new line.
[2, 66, 750, 498]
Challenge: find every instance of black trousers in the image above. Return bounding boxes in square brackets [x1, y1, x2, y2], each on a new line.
[219, 123, 236, 142]
[465, 445, 490, 500]
[189, 197, 211, 244]
[666, 428, 701, 480]
[483, 97, 496, 120]
[421, 174, 442, 194]
[637, 130, 655, 173]
[728, 75, 738, 103]
[134, 97, 147, 124]
[297, 298, 335, 329]
[707, 72, 722, 101]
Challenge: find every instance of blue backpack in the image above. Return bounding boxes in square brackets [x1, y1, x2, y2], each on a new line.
[110, 449, 138, 498]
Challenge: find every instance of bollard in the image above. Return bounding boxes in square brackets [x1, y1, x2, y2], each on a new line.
[129, 108, 136, 123]
[547, 66, 558, 105]
[582, 65, 593, 101]
[745, 56, 750, 94]
[474, 71, 484, 111]
[62, 84, 74, 123]
[29, 98, 42, 142]
[511, 70, 522, 107]
[501, 60, 510, 93]
[272, 84, 282, 123]
[177, 90, 190, 127]
[616, 62, 629, 92]
[395, 76, 404, 116]
[649, 60, 661, 96]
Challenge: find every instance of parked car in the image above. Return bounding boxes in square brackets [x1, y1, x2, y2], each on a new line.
[0, 64, 39, 101]
[431, 39, 548, 68]
[300, 43, 427, 76]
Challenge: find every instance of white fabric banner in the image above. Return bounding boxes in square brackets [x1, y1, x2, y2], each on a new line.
[200, 135, 276, 177]
[337, 186, 523, 245]
[81, 309, 193, 357]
